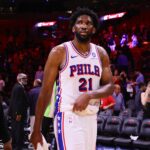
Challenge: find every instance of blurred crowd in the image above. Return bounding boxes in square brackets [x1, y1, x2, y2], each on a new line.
[0, 18, 150, 149]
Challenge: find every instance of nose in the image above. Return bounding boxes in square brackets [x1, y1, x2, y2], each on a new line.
[81, 23, 87, 29]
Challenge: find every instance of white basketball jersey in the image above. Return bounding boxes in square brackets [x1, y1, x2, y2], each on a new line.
[55, 41, 102, 116]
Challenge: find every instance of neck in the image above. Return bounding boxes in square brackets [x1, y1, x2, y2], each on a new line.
[72, 39, 90, 54]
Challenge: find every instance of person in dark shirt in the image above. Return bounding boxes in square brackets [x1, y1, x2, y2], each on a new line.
[9, 73, 28, 150]
[28, 79, 42, 132]
[134, 82, 146, 115]
[0, 95, 12, 150]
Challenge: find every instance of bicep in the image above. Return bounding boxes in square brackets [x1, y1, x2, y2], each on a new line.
[100, 49, 113, 85]
[41, 48, 62, 94]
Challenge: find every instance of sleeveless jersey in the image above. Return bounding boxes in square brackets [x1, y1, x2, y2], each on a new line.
[55, 41, 102, 116]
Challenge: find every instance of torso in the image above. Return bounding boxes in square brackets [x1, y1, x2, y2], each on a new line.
[55, 41, 102, 114]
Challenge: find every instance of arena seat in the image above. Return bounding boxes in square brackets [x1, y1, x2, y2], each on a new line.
[99, 109, 113, 120]
[97, 115, 105, 135]
[136, 110, 144, 121]
[119, 108, 132, 120]
[133, 119, 150, 149]
[97, 116, 122, 145]
[114, 117, 140, 147]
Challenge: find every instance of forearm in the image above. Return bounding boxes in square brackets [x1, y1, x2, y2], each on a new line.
[88, 83, 114, 99]
[33, 88, 52, 131]
[107, 103, 115, 108]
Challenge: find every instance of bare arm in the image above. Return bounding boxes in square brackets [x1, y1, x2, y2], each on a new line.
[88, 46, 114, 99]
[30, 45, 65, 148]
[103, 102, 115, 110]
[33, 45, 65, 130]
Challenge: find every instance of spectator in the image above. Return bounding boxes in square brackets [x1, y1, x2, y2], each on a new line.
[28, 79, 42, 133]
[119, 71, 128, 104]
[117, 50, 129, 73]
[34, 65, 44, 81]
[0, 74, 5, 93]
[9, 73, 28, 150]
[113, 84, 125, 115]
[134, 70, 145, 93]
[100, 95, 115, 111]
[141, 81, 150, 119]
[42, 82, 56, 142]
[0, 95, 12, 150]
[112, 68, 120, 84]
[134, 82, 146, 115]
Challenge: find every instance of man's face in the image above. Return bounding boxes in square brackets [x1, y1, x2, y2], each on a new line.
[21, 76, 28, 85]
[73, 15, 96, 42]
[114, 86, 121, 94]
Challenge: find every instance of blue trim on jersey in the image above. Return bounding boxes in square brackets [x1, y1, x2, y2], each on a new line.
[54, 94, 60, 117]
[54, 82, 61, 117]
[57, 112, 65, 150]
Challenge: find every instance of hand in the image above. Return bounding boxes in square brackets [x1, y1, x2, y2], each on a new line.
[30, 130, 43, 149]
[16, 115, 22, 121]
[4, 139, 12, 150]
[103, 106, 108, 110]
[73, 93, 90, 112]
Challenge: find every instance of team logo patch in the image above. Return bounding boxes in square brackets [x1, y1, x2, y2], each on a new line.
[92, 52, 96, 57]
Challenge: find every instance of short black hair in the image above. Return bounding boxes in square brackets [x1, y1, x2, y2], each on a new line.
[70, 7, 99, 31]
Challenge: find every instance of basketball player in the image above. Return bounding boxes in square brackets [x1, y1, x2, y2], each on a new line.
[30, 8, 114, 150]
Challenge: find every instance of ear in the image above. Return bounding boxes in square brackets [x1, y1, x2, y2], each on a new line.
[72, 27, 75, 33]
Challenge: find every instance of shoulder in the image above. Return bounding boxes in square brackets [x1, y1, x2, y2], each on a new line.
[49, 43, 66, 56]
[95, 45, 108, 56]
[95, 45, 110, 67]
[47, 43, 66, 65]
[14, 83, 22, 89]
[49, 43, 66, 60]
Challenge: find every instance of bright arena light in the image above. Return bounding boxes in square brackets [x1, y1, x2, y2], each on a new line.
[35, 21, 56, 27]
[101, 12, 127, 21]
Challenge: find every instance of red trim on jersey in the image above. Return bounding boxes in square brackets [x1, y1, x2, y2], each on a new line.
[58, 76, 62, 113]
[70, 41, 92, 58]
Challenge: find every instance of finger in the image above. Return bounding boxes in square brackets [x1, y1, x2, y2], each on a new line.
[33, 142, 38, 150]
[34, 143, 37, 150]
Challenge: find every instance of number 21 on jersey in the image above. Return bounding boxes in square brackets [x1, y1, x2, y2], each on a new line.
[79, 78, 92, 92]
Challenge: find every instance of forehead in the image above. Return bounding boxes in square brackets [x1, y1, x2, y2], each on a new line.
[76, 15, 93, 22]
[115, 86, 120, 89]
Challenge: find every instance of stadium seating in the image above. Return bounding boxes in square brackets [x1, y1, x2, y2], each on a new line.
[97, 115, 106, 136]
[114, 117, 140, 147]
[133, 119, 150, 149]
[119, 108, 132, 120]
[97, 116, 122, 145]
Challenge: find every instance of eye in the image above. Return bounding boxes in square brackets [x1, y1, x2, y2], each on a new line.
[87, 21, 93, 26]
[76, 20, 82, 24]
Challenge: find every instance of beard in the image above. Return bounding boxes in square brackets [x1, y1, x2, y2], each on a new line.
[75, 32, 92, 43]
